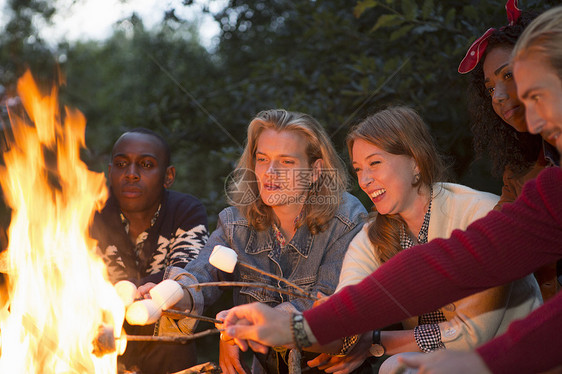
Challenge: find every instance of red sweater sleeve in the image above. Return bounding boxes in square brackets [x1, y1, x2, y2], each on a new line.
[476, 293, 562, 373]
[304, 167, 562, 369]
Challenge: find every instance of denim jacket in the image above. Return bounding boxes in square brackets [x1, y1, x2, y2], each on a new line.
[161, 192, 366, 335]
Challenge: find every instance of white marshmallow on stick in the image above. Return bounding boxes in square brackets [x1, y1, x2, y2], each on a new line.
[126, 299, 162, 325]
[149, 279, 184, 310]
[114, 280, 137, 307]
[209, 245, 238, 273]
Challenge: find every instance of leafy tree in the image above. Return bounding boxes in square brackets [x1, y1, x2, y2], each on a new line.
[0, 0, 59, 91]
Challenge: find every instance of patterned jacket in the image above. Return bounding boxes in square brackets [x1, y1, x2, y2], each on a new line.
[90, 189, 209, 373]
[91, 189, 209, 285]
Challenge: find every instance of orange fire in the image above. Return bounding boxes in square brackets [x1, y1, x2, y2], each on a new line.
[0, 71, 125, 373]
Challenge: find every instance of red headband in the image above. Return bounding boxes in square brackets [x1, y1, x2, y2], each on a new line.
[458, 0, 522, 74]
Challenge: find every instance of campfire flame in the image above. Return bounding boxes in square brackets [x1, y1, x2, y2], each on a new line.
[0, 71, 125, 373]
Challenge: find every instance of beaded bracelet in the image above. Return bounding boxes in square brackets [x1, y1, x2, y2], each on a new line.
[291, 313, 312, 349]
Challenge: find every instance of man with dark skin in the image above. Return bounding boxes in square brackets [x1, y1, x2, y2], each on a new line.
[110, 131, 175, 244]
[91, 128, 209, 374]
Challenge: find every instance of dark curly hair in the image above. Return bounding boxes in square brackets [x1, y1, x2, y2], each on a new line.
[468, 11, 543, 177]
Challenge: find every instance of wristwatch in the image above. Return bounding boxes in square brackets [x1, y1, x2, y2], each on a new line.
[369, 330, 386, 357]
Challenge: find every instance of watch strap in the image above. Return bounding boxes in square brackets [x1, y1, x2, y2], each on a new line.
[372, 329, 382, 345]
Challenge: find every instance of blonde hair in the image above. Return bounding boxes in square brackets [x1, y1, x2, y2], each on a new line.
[346, 106, 447, 263]
[512, 6, 562, 80]
[229, 109, 348, 234]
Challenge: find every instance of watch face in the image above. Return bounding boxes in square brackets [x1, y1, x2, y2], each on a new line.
[369, 344, 385, 358]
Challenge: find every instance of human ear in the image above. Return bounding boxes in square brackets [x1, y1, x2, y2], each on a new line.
[311, 158, 323, 184]
[413, 159, 421, 176]
[164, 166, 176, 188]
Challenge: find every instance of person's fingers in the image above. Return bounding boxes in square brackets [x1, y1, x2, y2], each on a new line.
[219, 357, 245, 374]
[219, 340, 250, 374]
[222, 312, 250, 342]
[137, 282, 156, 298]
[312, 292, 328, 307]
[224, 302, 293, 347]
[220, 331, 235, 343]
[216, 309, 230, 322]
[248, 340, 269, 354]
[226, 324, 256, 343]
[322, 358, 356, 374]
[223, 304, 254, 329]
[307, 353, 332, 368]
[228, 355, 248, 373]
[316, 356, 342, 371]
[317, 359, 338, 371]
[231, 336, 249, 352]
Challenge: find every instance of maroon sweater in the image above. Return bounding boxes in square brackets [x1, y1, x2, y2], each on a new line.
[304, 167, 562, 373]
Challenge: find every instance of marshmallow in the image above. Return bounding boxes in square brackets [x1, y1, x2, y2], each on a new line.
[209, 245, 238, 273]
[149, 279, 183, 310]
[114, 280, 137, 307]
[125, 299, 161, 325]
[116, 329, 128, 356]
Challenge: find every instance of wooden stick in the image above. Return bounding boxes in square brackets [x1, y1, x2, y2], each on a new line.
[162, 309, 223, 324]
[237, 260, 314, 298]
[125, 328, 220, 343]
[171, 362, 221, 374]
[186, 281, 317, 301]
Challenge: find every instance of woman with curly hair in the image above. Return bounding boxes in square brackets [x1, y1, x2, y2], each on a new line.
[459, 0, 559, 300]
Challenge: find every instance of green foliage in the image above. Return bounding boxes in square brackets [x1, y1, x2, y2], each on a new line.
[0, 0, 59, 90]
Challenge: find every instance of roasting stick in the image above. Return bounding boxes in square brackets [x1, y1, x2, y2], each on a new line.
[93, 324, 222, 356]
[161, 309, 223, 324]
[185, 281, 317, 301]
[124, 328, 221, 343]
